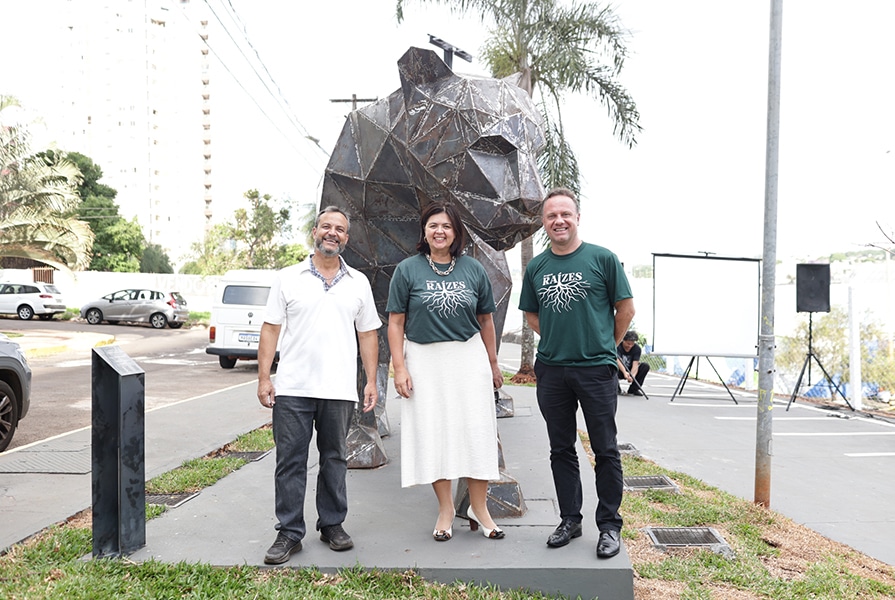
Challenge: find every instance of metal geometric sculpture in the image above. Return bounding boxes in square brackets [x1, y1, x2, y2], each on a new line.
[322, 47, 546, 469]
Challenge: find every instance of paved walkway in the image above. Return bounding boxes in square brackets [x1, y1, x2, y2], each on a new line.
[3, 332, 895, 598]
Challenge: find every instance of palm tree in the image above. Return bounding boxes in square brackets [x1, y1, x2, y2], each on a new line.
[0, 96, 93, 271]
[397, 0, 641, 380]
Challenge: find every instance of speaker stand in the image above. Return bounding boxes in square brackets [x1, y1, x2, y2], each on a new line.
[786, 313, 853, 411]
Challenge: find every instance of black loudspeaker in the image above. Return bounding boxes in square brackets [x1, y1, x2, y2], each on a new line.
[796, 264, 831, 313]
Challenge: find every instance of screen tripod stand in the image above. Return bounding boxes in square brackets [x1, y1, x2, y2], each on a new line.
[785, 312, 853, 411]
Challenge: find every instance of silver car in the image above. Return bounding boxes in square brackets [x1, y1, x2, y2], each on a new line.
[0, 333, 32, 452]
[80, 289, 189, 329]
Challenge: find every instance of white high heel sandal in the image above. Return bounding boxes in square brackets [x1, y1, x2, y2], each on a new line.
[466, 506, 505, 539]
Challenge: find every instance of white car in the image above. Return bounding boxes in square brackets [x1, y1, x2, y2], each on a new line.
[0, 282, 67, 320]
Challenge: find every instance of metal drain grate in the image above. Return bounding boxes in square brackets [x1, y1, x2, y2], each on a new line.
[146, 492, 200, 508]
[623, 475, 680, 493]
[0, 448, 91, 474]
[617, 442, 640, 456]
[643, 527, 734, 558]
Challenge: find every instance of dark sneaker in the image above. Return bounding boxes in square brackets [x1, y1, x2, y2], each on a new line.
[264, 532, 301, 565]
[628, 387, 643, 396]
[597, 529, 621, 558]
[546, 518, 583, 548]
[320, 524, 354, 551]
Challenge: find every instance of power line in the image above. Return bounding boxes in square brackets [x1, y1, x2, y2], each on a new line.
[217, 0, 329, 158]
[166, 0, 326, 172]
[201, 0, 329, 158]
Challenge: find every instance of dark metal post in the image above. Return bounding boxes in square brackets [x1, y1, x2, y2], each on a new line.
[92, 345, 146, 558]
[755, 0, 784, 508]
[428, 34, 472, 70]
[330, 93, 377, 111]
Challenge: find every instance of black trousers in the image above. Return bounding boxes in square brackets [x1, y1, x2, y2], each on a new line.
[534, 361, 623, 532]
[620, 362, 650, 392]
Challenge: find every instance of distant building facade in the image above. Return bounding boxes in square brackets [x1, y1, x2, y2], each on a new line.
[6, 0, 213, 267]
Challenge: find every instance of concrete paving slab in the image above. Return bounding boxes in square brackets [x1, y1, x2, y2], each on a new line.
[0, 381, 271, 552]
[129, 383, 635, 600]
[615, 372, 895, 566]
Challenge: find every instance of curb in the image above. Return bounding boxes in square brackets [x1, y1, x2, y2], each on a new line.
[23, 335, 116, 359]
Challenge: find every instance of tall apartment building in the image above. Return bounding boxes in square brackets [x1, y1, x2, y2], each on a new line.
[22, 0, 213, 267]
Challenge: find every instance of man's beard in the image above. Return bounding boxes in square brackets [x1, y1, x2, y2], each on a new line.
[315, 237, 345, 257]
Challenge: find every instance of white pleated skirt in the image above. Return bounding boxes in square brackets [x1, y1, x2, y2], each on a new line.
[400, 333, 500, 487]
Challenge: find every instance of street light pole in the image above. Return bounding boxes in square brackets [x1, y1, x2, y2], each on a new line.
[330, 94, 377, 111]
[755, 0, 784, 509]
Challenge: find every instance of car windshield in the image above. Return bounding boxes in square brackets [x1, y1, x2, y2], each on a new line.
[44, 285, 62, 294]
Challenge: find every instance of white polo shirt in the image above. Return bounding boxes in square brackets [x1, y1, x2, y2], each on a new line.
[264, 257, 381, 401]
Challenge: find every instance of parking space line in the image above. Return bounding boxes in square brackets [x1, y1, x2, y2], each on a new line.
[714, 416, 834, 421]
[775, 431, 895, 437]
[844, 452, 895, 457]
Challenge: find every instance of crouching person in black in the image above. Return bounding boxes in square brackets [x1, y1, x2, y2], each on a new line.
[617, 331, 649, 396]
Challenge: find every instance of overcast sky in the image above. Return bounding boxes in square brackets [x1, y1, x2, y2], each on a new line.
[207, 0, 895, 267]
[3, 0, 893, 268]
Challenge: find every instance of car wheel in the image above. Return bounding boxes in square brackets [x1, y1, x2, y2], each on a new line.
[168, 322, 184, 329]
[17, 305, 34, 320]
[85, 308, 103, 325]
[150, 313, 168, 329]
[219, 356, 237, 369]
[0, 381, 20, 453]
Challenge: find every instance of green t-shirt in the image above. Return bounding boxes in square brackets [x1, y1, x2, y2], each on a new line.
[519, 242, 632, 367]
[387, 254, 496, 344]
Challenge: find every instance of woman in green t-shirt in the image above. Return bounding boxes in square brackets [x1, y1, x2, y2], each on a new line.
[387, 204, 505, 542]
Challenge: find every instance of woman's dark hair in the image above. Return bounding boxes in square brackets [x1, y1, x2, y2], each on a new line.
[416, 204, 466, 257]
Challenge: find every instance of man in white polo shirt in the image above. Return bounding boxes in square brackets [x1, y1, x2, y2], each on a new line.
[257, 205, 381, 565]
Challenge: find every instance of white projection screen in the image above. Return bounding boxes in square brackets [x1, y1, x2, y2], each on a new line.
[652, 254, 760, 358]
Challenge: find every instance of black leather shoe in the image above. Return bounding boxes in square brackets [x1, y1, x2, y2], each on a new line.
[597, 529, 621, 558]
[320, 524, 354, 551]
[264, 532, 302, 564]
[546, 518, 583, 547]
[628, 387, 643, 396]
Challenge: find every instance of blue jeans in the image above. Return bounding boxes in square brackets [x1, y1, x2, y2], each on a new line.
[534, 361, 624, 532]
[271, 396, 355, 542]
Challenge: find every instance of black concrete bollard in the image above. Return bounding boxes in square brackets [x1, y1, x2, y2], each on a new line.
[91, 345, 146, 558]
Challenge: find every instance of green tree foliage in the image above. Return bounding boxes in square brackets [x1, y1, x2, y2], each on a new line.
[181, 190, 306, 275]
[66, 151, 117, 201]
[181, 223, 243, 275]
[275, 244, 309, 269]
[141, 243, 174, 273]
[0, 96, 94, 270]
[65, 151, 170, 272]
[231, 189, 292, 269]
[89, 217, 144, 272]
[777, 307, 895, 395]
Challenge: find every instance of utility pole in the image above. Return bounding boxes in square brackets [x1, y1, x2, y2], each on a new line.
[428, 34, 472, 69]
[755, 0, 783, 509]
[330, 94, 377, 111]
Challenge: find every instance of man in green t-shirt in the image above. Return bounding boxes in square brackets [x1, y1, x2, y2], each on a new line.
[519, 187, 634, 559]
